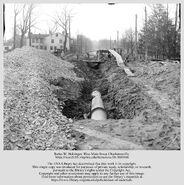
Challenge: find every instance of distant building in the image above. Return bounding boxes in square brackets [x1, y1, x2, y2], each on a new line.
[26, 33, 49, 50]
[26, 32, 70, 52]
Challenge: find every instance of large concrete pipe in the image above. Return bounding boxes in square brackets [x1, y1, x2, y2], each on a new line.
[91, 90, 107, 120]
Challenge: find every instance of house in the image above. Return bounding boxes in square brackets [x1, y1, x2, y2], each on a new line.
[26, 33, 49, 50]
[44, 32, 69, 52]
[26, 32, 70, 52]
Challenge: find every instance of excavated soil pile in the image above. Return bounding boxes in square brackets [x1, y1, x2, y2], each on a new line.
[100, 61, 147, 119]
[128, 61, 180, 123]
[4, 47, 83, 150]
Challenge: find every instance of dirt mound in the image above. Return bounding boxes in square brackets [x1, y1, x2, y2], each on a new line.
[129, 61, 180, 102]
[99, 61, 151, 119]
[4, 47, 83, 150]
[96, 59, 180, 150]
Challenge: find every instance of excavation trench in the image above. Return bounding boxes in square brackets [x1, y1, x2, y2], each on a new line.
[51, 57, 180, 150]
[53, 58, 151, 121]
[60, 61, 108, 120]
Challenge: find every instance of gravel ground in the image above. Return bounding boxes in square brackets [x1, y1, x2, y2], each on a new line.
[4, 47, 83, 150]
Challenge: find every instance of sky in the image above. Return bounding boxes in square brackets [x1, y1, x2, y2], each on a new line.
[4, 3, 176, 41]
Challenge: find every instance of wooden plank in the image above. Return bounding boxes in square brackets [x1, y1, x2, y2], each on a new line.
[83, 59, 105, 63]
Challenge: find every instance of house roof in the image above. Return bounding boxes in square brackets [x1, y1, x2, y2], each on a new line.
[30, 33, 49, 39]
[29, 32, 73, 40]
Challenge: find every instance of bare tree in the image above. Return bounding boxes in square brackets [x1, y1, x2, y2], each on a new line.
[28, 4, 35, 46]
[13, 5, 21, 49]
[53, 7, 73, 53]
[77, 34, 93, 53]
[17, 4, 36, 47]
[123, 29, 135, 56]
[47, 21, 58, 35]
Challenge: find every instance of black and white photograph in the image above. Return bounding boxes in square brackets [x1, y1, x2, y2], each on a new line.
[3, 2, 181, 151]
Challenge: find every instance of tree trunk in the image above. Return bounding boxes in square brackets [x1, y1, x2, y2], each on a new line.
[28, 12, 31, 46]
[135, 14, 138, 59]
[20, 33, 24, 48]
[145, 6, 148, 61]
[174, 4, 178, 58]
[68, 15, 71, 51]
[13, 15, 16, 49]
[166, 4, 169, 59]
[81, 36, 83, 54]
[63, 30, 68, 53]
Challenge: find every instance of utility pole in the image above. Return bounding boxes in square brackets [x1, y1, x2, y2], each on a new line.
[166, 4, 169, 58]
[77, 34, 79, 59]
[179, 3, 181, 31]
[28, 9, 31, 46]
[13, 10, 17, 49]
[117, 31, 119, 48]
[28, 4, 34, 47]
[145, 6, 148, 61]
[174, 4, 178, 58]
[3, 4, 5, 37]
[135, 14, 138, 59]
[110, 36, 111, 49]
[81, 35, 83, 54]
[175, 4, 178, 31]
[68, 15, 71, 51]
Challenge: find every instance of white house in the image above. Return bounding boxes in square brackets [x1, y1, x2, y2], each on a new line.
[44, 32, 69, 52]
[26, 32, 70, 52]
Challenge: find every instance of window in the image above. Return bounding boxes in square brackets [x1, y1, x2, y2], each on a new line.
[59, 39, 62, 43]
[45, 46, 47, 50]
[40, 45, 43, 49]
[36, 38, 39, 43]
[50, 46, 53, 50]
[54, 46, 57, 50]
[51, 39, 54, 43]
[32, 39, 35, 43]
[40, 38, 43, 43]
[60, 45, 62, 49]
[56, 33, 58, 37]
[36, 46, 38, 49]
